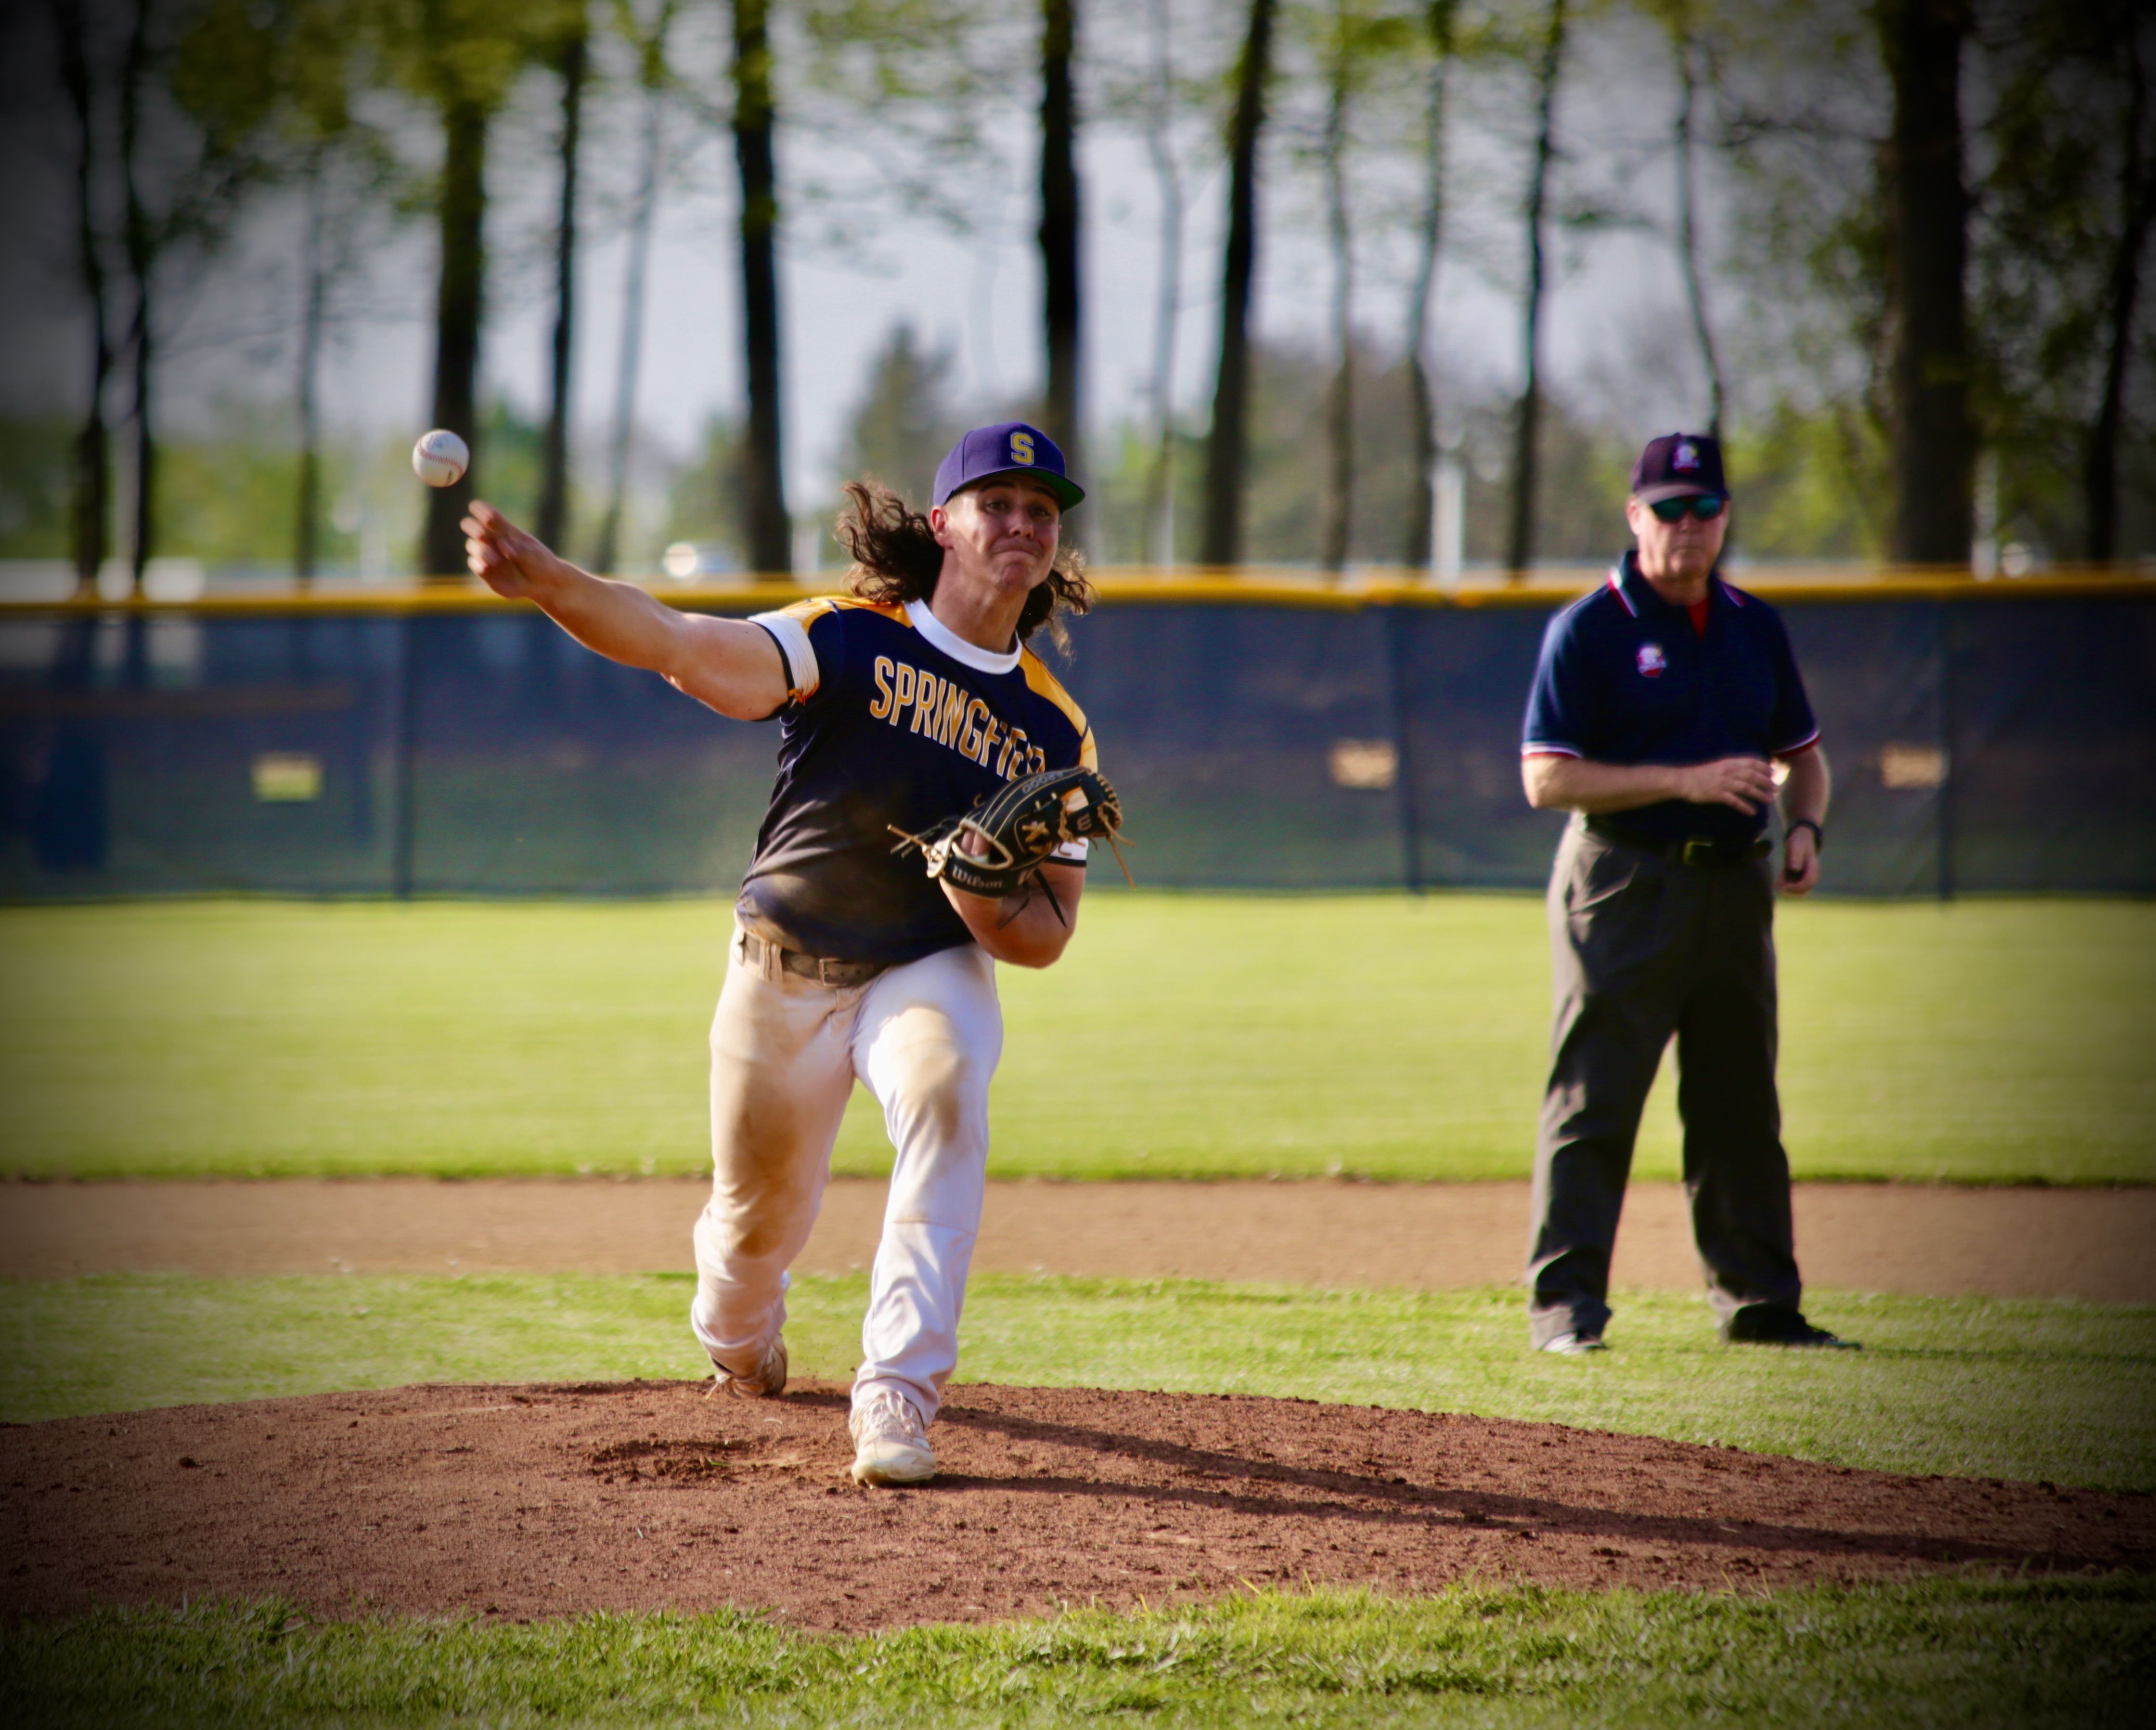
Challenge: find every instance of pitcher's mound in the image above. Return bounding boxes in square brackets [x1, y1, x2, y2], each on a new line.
[7, 1380, 2149, 1632]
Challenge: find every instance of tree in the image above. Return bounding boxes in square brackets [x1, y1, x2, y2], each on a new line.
[1978, 0, 2156, 563]
[1305, 0, 1419, 577]
[1399, 0, 1454, 571]
[843, 322, 962, 504]
[1039, 0, 1083, 462]
[1505, 0, 1566, 580]
[536, 2, 589, 553]
[104, 0, 284, 592]
[593, 0, 680, 577]
[1317, 0, 1355, 576]
[732, 0, 789, 575]
[1645, 0, 1725, 440]
[373, 0, 526, 578]
[1200, 0, 1278, 568]
[275, 0, 395, 584]
[46, 0, 116, 594]
[2080, 11, 2153, 562]
[1875, 0, 1974, 566]
[2084, 17, 2154, 563]
[1139, 0, 1187, 566]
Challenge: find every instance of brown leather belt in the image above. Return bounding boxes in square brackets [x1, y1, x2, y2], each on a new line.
[738, 930, 888, 988]
[1586, 818, 1770, 868]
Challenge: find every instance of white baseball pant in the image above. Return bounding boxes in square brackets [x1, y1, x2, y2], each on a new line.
[689, 924, 1002, 1426]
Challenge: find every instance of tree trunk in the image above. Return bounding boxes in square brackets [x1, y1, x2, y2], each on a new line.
[121, 0, 153, 594]
[1040, 0, 1082, 464]
[1200, 0, 1276, 569]
[1673, 30, 1724, 442]
[50, 0, 110, 595]
[537, 20, 586, 553]
[1318, 13, 1352, 578]
[1140, 0, 1181, 568]
[733, 0, 789, 576]
[1401, 0, 1453, 572]
[1877, 0, 1975, 567]
[294, 156, 328, 584]
[2085, 19, 2151, 564]
[597, 83, 665, 576]
[1506, 0, 1564, 583]
[422, 97, 489, 580]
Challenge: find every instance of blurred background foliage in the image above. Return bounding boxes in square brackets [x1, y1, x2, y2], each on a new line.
[0, 0, 2149, 583]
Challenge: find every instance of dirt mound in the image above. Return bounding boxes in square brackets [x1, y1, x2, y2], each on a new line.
[6, 1381, 2149, 1632]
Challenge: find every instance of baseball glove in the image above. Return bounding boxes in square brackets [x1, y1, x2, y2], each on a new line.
[891, 766, 1131, 904]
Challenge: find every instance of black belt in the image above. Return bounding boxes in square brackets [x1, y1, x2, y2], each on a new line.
[737, 930, 888, 988]
[1585, 818, 1770, 868]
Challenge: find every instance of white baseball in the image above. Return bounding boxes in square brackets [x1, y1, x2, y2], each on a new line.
[412, 429, 470, 488]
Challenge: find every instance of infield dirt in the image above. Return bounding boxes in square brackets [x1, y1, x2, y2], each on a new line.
[6, 1378, 2152, 1633]
[4, 1177, 2150, 1301]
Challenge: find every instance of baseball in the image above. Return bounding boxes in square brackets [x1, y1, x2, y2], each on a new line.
[411, 428, 470, 488]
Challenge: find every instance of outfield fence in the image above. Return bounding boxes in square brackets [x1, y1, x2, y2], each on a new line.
[2, 574, 2151, 900]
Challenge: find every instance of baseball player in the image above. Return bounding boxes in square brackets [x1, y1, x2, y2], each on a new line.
[1518, 430, 1855, 1353]
[461, 422, 1107, 1485]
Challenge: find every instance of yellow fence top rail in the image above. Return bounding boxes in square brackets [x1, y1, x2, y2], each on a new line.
[0, 564, 2150, 616]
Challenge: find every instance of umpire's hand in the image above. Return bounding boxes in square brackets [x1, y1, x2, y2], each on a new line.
[1780, 826, 1820, 897]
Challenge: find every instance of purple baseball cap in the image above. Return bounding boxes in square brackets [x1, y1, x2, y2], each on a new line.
[1630, 432, 1727, 503]
[931, 421, 1084, 511]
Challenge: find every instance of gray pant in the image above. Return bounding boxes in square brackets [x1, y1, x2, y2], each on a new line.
[1525, 819, 1802, 1345]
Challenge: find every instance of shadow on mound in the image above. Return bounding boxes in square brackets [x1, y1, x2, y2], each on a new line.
[5, 1380, 2149, 1631]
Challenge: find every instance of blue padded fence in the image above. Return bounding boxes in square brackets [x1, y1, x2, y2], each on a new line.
[3, 582, 2151, 900]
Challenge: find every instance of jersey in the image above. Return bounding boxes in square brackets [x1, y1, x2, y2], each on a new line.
[735, 594, 1098, 967]
[1521, 554, 1819, 846]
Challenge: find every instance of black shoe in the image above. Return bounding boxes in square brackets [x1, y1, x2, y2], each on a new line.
[1721, 1308, 1860, 1349]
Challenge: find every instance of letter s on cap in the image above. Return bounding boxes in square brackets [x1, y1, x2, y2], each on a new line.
[1010, 431, 1035, 466]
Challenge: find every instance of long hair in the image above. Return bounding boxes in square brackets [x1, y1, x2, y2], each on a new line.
[834, 480, 1093, 654]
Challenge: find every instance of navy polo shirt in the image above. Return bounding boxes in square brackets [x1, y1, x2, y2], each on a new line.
[1521, 553, 1819, 846]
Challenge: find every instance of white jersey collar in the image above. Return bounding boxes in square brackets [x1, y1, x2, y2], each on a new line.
[907, 598, 1022, 675]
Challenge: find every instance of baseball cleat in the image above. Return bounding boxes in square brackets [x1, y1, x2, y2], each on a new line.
[849, 1390, 937, 1486]
[1720, 1309, 1860, 1349]
[710, 1336, 788, 1399]
[1539, 1331, 1608, 1355]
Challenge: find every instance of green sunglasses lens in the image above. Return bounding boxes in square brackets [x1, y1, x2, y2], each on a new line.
[1651, 495, 1726, 521]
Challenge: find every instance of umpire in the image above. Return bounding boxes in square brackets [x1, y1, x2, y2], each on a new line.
[1518, 431, 1855, 1354]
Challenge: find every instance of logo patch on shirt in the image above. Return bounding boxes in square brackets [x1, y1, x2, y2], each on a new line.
[1636, 641, 1667, 678]
[1673, 441, 1701, 471]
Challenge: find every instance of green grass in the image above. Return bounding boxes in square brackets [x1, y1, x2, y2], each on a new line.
[1, 895, 2150, 1184]
[5, 1579, 2151, 1727]
[7, 1273, 2152, 1492]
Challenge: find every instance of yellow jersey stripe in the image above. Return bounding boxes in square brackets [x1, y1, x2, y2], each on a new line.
[1018, 648, 1091, 745]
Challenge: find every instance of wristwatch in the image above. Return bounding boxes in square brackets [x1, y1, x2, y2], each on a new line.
[1786, 818, 1824, 851]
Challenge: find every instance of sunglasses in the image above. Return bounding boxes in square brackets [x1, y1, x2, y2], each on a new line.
[1648, 494, 1728, 522]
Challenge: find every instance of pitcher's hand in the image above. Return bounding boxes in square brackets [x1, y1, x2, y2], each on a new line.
[463, 502, 567, 600]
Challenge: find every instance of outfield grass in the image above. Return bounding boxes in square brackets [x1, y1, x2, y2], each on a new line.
[1, 895, 2149, 1184]
[6, 1579, 2150, 1728]
[7, 1272, 2151, 1492]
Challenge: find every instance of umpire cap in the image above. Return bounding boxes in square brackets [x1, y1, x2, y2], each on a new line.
[933, 422, 1085, 511]
[1630, 432, 1727, 503]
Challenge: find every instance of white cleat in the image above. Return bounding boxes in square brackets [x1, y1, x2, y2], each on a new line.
[849, 1390, 937, 1487]
[710, 1337, 788, 1399]
[1540, 1331, 1608, 1356]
